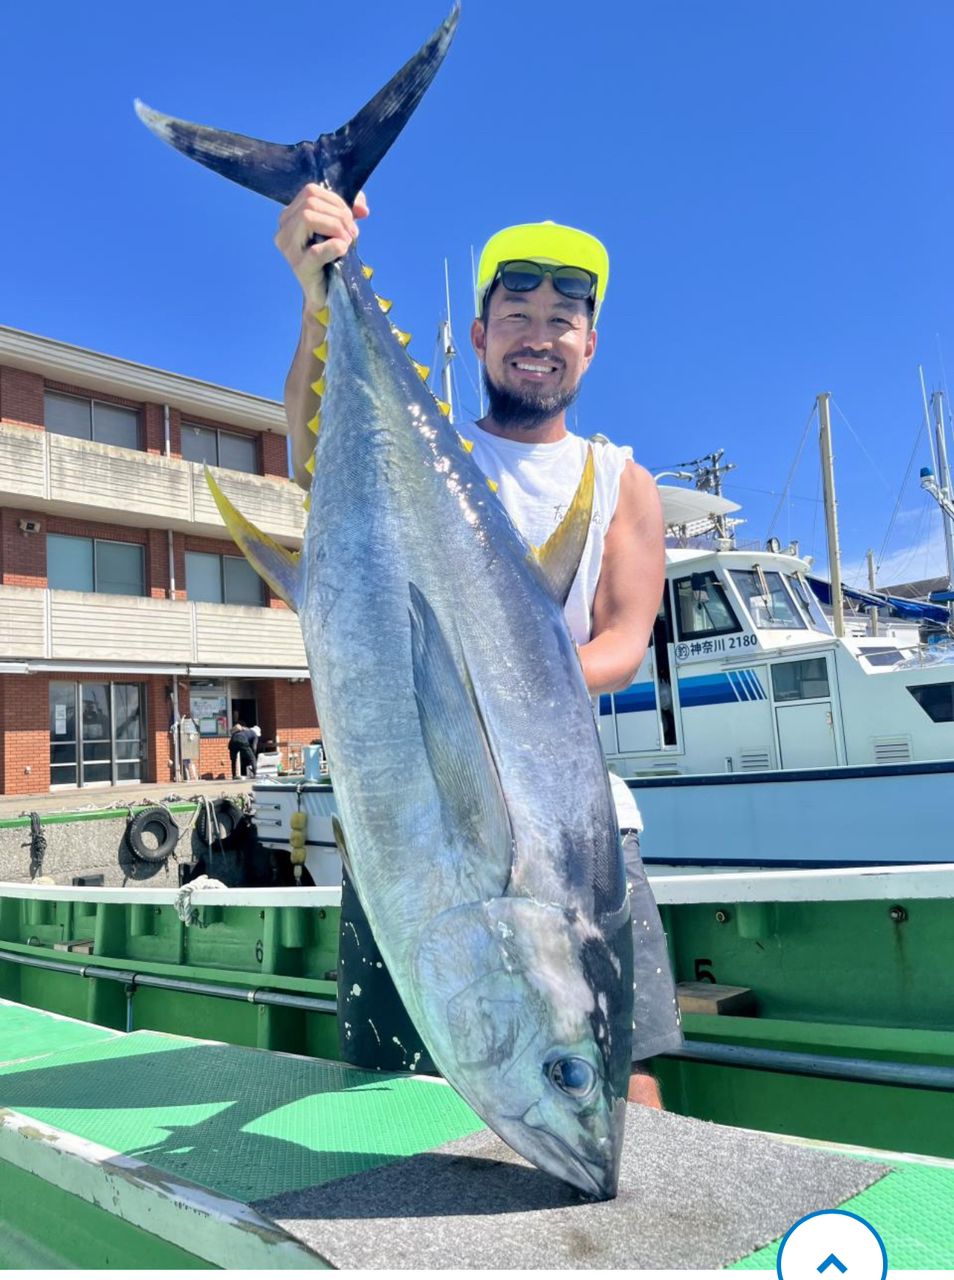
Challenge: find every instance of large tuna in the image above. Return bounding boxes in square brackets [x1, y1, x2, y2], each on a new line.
[136, 6, 633, 1199]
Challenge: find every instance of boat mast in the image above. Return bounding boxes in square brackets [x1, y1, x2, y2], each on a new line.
[931, 390, 954, 592]
[818, 392, 846, 638]
[439, 258, 455, 425]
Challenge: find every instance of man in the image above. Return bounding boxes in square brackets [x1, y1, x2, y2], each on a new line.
[277, 186, 682, 1104]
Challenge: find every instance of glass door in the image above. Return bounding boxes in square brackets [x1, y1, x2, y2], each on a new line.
[50, 681, 78, 787]
[112, 683, 145, 782]
[49, 681, 145, 787]
[80, 683, 112, 785]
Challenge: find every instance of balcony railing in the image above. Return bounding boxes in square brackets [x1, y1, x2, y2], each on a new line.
[0, 422, 305, 542]
[0, 586, 308, 668]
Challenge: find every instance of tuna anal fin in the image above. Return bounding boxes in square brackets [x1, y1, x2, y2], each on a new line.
[205, 467, 302, 612]
[408, 582, 512, 896]
[530, 445, 595, 606]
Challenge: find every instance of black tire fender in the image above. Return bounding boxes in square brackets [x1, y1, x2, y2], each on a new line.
[126, 805, 180, 863]
[196, 798, 244, 846]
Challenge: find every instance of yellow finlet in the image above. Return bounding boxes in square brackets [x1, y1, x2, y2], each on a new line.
[303, 493, 311, 512]
[376, 295, 393, 314]
[486, 478, 499, 493]
[304, 452, 316, 475]
[362, 264, 374, 279]
[310, 376, 326, 397]
[391, 326, 412, 347]
[412, 361, 430, 381]
[458, 434, 474, 452]
[436, 399, 452, 417]
[306, 411, 321, 436]
[312, 341, 328, 363]
[314, 306, 330, 327]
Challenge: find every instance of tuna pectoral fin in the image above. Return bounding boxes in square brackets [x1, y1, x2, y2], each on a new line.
[205, 468, 302, 612]
[408, 583, 513, 894]
[530, 446, 595, 606]
[134, 7, 459, 208]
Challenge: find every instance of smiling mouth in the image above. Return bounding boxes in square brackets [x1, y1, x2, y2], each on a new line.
[510, 359, 560, 378]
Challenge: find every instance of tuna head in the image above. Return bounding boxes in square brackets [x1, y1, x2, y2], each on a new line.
[413, 892, 632, 1200]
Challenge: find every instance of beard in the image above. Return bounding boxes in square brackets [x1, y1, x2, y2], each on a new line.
[482, 365, 580, 431]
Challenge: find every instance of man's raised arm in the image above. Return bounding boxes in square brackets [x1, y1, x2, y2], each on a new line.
[276, 185, 368, 489]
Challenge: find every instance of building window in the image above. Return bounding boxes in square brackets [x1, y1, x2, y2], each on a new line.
[186, 550, 264, 605]
[673, 571, 741, 640]
[181, 423, 258, 474]
[47, 534, 145, 596]
[45, 391, 140, 450]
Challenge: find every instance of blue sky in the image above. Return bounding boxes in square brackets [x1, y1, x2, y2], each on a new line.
[4, 1, 954, 589]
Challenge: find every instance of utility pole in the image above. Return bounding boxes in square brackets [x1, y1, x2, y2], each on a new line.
[818, 392, 845, 638]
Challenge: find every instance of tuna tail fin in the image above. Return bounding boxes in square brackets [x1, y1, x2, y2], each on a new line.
[205, 468, 303, 613]
[134, 5, 459, 206]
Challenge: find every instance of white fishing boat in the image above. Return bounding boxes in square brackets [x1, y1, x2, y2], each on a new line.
[253, 395, 954, 875]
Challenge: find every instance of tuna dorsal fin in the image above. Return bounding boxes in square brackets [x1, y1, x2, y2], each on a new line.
[408, 582, 513, 898]
[529, 445, 595, 606]
[134, 6, 459, 207]
[204, 468, 302, 612]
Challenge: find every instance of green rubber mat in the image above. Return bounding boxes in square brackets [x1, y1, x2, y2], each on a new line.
[0, 1024, 484, 1202]
[0, 998, 120, 1066]
[732, 1163, 954, 1270]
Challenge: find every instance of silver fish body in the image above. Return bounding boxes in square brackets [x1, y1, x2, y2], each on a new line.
[304, 253, 633, 1197]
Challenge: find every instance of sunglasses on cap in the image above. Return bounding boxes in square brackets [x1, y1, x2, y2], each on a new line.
[492, 259, 598, 304]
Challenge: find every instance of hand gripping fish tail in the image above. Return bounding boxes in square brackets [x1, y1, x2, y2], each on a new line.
[135, 3, 633, 1202]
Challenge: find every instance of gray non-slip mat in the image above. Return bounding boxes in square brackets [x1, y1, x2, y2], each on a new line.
[254, 1105, 889, 1269]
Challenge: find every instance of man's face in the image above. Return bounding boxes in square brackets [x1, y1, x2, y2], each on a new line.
[471, 276, 597, 429]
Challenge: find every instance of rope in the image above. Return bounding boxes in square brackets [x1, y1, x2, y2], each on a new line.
[766, 402, 817, 540]
[173, 875, 228, 927]
[27, 812, 47, 878]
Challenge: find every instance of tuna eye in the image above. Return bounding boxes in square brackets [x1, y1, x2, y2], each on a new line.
[547, 1056, 597, 1098]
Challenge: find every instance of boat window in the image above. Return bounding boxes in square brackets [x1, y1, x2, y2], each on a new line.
[730, 569, 806, 630]
[859, 648, 904, 668]
[907, 683, 954, 723]
[771, 658, 831, 702]
[672, 571, 741, 639]
[788, 574, 832, 633]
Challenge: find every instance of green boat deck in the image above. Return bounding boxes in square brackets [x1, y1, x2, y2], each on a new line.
[0, 998, 952, 1269]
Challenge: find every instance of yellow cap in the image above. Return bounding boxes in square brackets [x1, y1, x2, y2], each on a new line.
[476, 221, 609, 322]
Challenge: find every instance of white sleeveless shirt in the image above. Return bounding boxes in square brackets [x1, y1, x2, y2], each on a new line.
[464, 423, 632, 646]
[463, 421, 643, 831]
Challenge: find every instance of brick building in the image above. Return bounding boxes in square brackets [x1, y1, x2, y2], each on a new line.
[0, 324, 320, 795]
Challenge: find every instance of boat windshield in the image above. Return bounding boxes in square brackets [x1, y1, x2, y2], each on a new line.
[788, 573, 832, 633]
[730, 569, 806, 630]
[672, 570, 741, 639]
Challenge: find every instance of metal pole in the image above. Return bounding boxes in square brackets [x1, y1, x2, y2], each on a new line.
[866, 549, 879, 637]
[667, 1038, 954, 1092]
[818, 393, 845, 638]
[932, 391, 954, 593]
[440, 259, 456, 425]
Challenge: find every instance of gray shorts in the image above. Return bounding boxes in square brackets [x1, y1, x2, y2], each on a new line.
[337, 832, 683, 1072]
[623, 829, 684, 1062]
